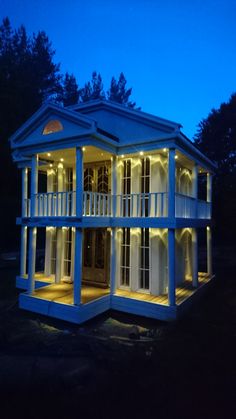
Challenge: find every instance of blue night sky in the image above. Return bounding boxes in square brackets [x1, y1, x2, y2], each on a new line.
[0, 0, 236, 140]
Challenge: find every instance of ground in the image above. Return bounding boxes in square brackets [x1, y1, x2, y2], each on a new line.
[0, 246, 236, 419]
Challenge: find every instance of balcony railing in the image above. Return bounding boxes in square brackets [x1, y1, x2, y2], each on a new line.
[22, 191, 211, 219]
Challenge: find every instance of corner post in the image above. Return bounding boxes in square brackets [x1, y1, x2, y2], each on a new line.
[168, 228, 176, 306]
[110, 228, 117, 294]
[22, 167, 28, 217]
[30, 155, 38, 217]
[73, 227, 82, 305]
[192, 163, 198, 218]
[76, 147, 83, 217]
[207, 173, 212, 217]
[192, 228, 198, 287]
[207, 226, 212, 276]
[168, 148, 176, 219]
[28, 227, 37, 295]
[20, 226, 27, 276]
[111, 156, 117, 217]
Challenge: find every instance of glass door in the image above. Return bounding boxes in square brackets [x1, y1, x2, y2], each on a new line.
[83, 228, 110, 286]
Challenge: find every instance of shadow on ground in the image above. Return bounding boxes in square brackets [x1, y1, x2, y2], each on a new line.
[0, 246, 236, 419]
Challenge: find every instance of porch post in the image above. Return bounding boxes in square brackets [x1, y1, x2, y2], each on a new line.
[111, 156, 117, 217]
[207, 173, 213, 217]
[44, 170, 53, 276]
[192, 228, 198, 287]
[110, 227, 117, 294]
[20, 226, 27, 276]
[168, 228, 176, 306]
[22, 167, 28, 217]
[28, 227, 37, 295]
[168, 148, 176, 219]
[55, 227, 62, 283]
[73, 227, 82, 305]
[192, 164, 198, 218]
[207, 226, 212, 276]
[76, 147, 83, 217]
[30, 154, 38, 217]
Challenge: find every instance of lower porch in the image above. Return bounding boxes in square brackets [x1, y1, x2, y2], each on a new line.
[17, 272, 213, 323]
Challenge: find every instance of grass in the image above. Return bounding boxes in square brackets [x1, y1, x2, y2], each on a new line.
[0, 250, 236, 419]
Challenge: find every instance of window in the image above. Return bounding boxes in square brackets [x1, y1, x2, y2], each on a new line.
[122, 159, 131, 216]
[141, 157, 150, 216]
[84, 168, 94, 192]
[51, 228, 57, 274]
[97, 165, 109, 193]
[64, 228, 72, 277]
[140, 228, 150, 290]
[120, 228, 131, 286]
[65, 168, 73, 192]
[42, 120, 63, 135]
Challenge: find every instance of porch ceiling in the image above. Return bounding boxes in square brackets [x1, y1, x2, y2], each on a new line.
[39, 146, 113, 168]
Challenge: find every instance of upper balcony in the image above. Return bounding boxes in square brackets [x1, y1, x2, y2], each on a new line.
[22, 191, 211, 220]
[20, 145, 212, 223]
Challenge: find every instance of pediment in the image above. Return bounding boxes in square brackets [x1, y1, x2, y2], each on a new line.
[10, 103, 96, 150]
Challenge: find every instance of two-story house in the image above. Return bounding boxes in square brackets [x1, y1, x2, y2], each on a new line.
[10, 100, 215, 323]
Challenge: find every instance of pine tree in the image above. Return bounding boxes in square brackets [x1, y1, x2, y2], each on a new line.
[80, 71, 105, 102]
[60, 72, 79, 106]
[107, 72, 136, 108]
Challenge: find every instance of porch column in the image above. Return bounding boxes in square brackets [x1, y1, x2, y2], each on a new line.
[168, 149, 176, 219]
[207, 173, 213, 217]
[22, 167, 28, 217]
[192, 228, 198, 287]
[20, 226, 27, 276]
[192, 164, 198, 218]
[55, 227, 62, 283]
[207, 226, 212, 276]
[110, 228, 117, 294]
[73, 227, 82, 305]
[28, 227, 37, 295]
[45, 227, 52, 276]
[168, 228, 176, 306]
[30, 154, 38, 217]
[76, 147, 83, 217]
[111, 156, 117, 217]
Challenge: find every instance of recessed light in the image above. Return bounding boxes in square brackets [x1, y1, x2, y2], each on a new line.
[82, 147, 86, 151]
[175, 155, 178, 159]
[140, 151, 144, 156]
[60, 158, 64, 162]
[163, 148, 167, 152]
[121, 154, 124, 158]
[49, 163, 53, 168]
[47, 153, 51, 157]
[101, 153, 104, 156]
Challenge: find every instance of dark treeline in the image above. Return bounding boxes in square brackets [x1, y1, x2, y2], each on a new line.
[194, 93, 236, 245]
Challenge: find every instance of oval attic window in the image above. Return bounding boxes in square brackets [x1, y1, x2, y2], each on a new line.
[43, 120, 63, 135]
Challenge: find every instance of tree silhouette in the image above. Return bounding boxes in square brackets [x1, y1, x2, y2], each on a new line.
[60, 72, 80, 106]
[80, 71, 105, 102]
[194, 93, 236, 243]
[107, 72, 136, 108]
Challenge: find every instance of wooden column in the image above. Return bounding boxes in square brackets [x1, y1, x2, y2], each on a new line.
[168, 228, 176, 306]
[28, 227, 37, 295]
[22, 167, 28, 217]
[207, 173, 213, 217]
[73, 227, 82, 305]
[168, 149, 176, 219]
[192, 164, 198, 218]
[192, 228, 198, 287]
[76, 147, 83, 218]
[30, 155, 38, 217]
[20, 226, 27, 276]
[111, 156, 117, 217]
[55, 228, 62, 284]
[207, 226, 212, 276]
[110, 228, 117, 294]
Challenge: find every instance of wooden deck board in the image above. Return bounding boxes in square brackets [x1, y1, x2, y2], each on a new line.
[33, 284, 110, 305]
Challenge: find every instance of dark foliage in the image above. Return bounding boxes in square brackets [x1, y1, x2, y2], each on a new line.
[107, 72, 136, 108]
[59, 72, 80, 107]
[194, 93, 236, 243]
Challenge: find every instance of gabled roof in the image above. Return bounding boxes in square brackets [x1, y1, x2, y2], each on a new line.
[9, 102, 97, 148]
[69, 99, 182, 132]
